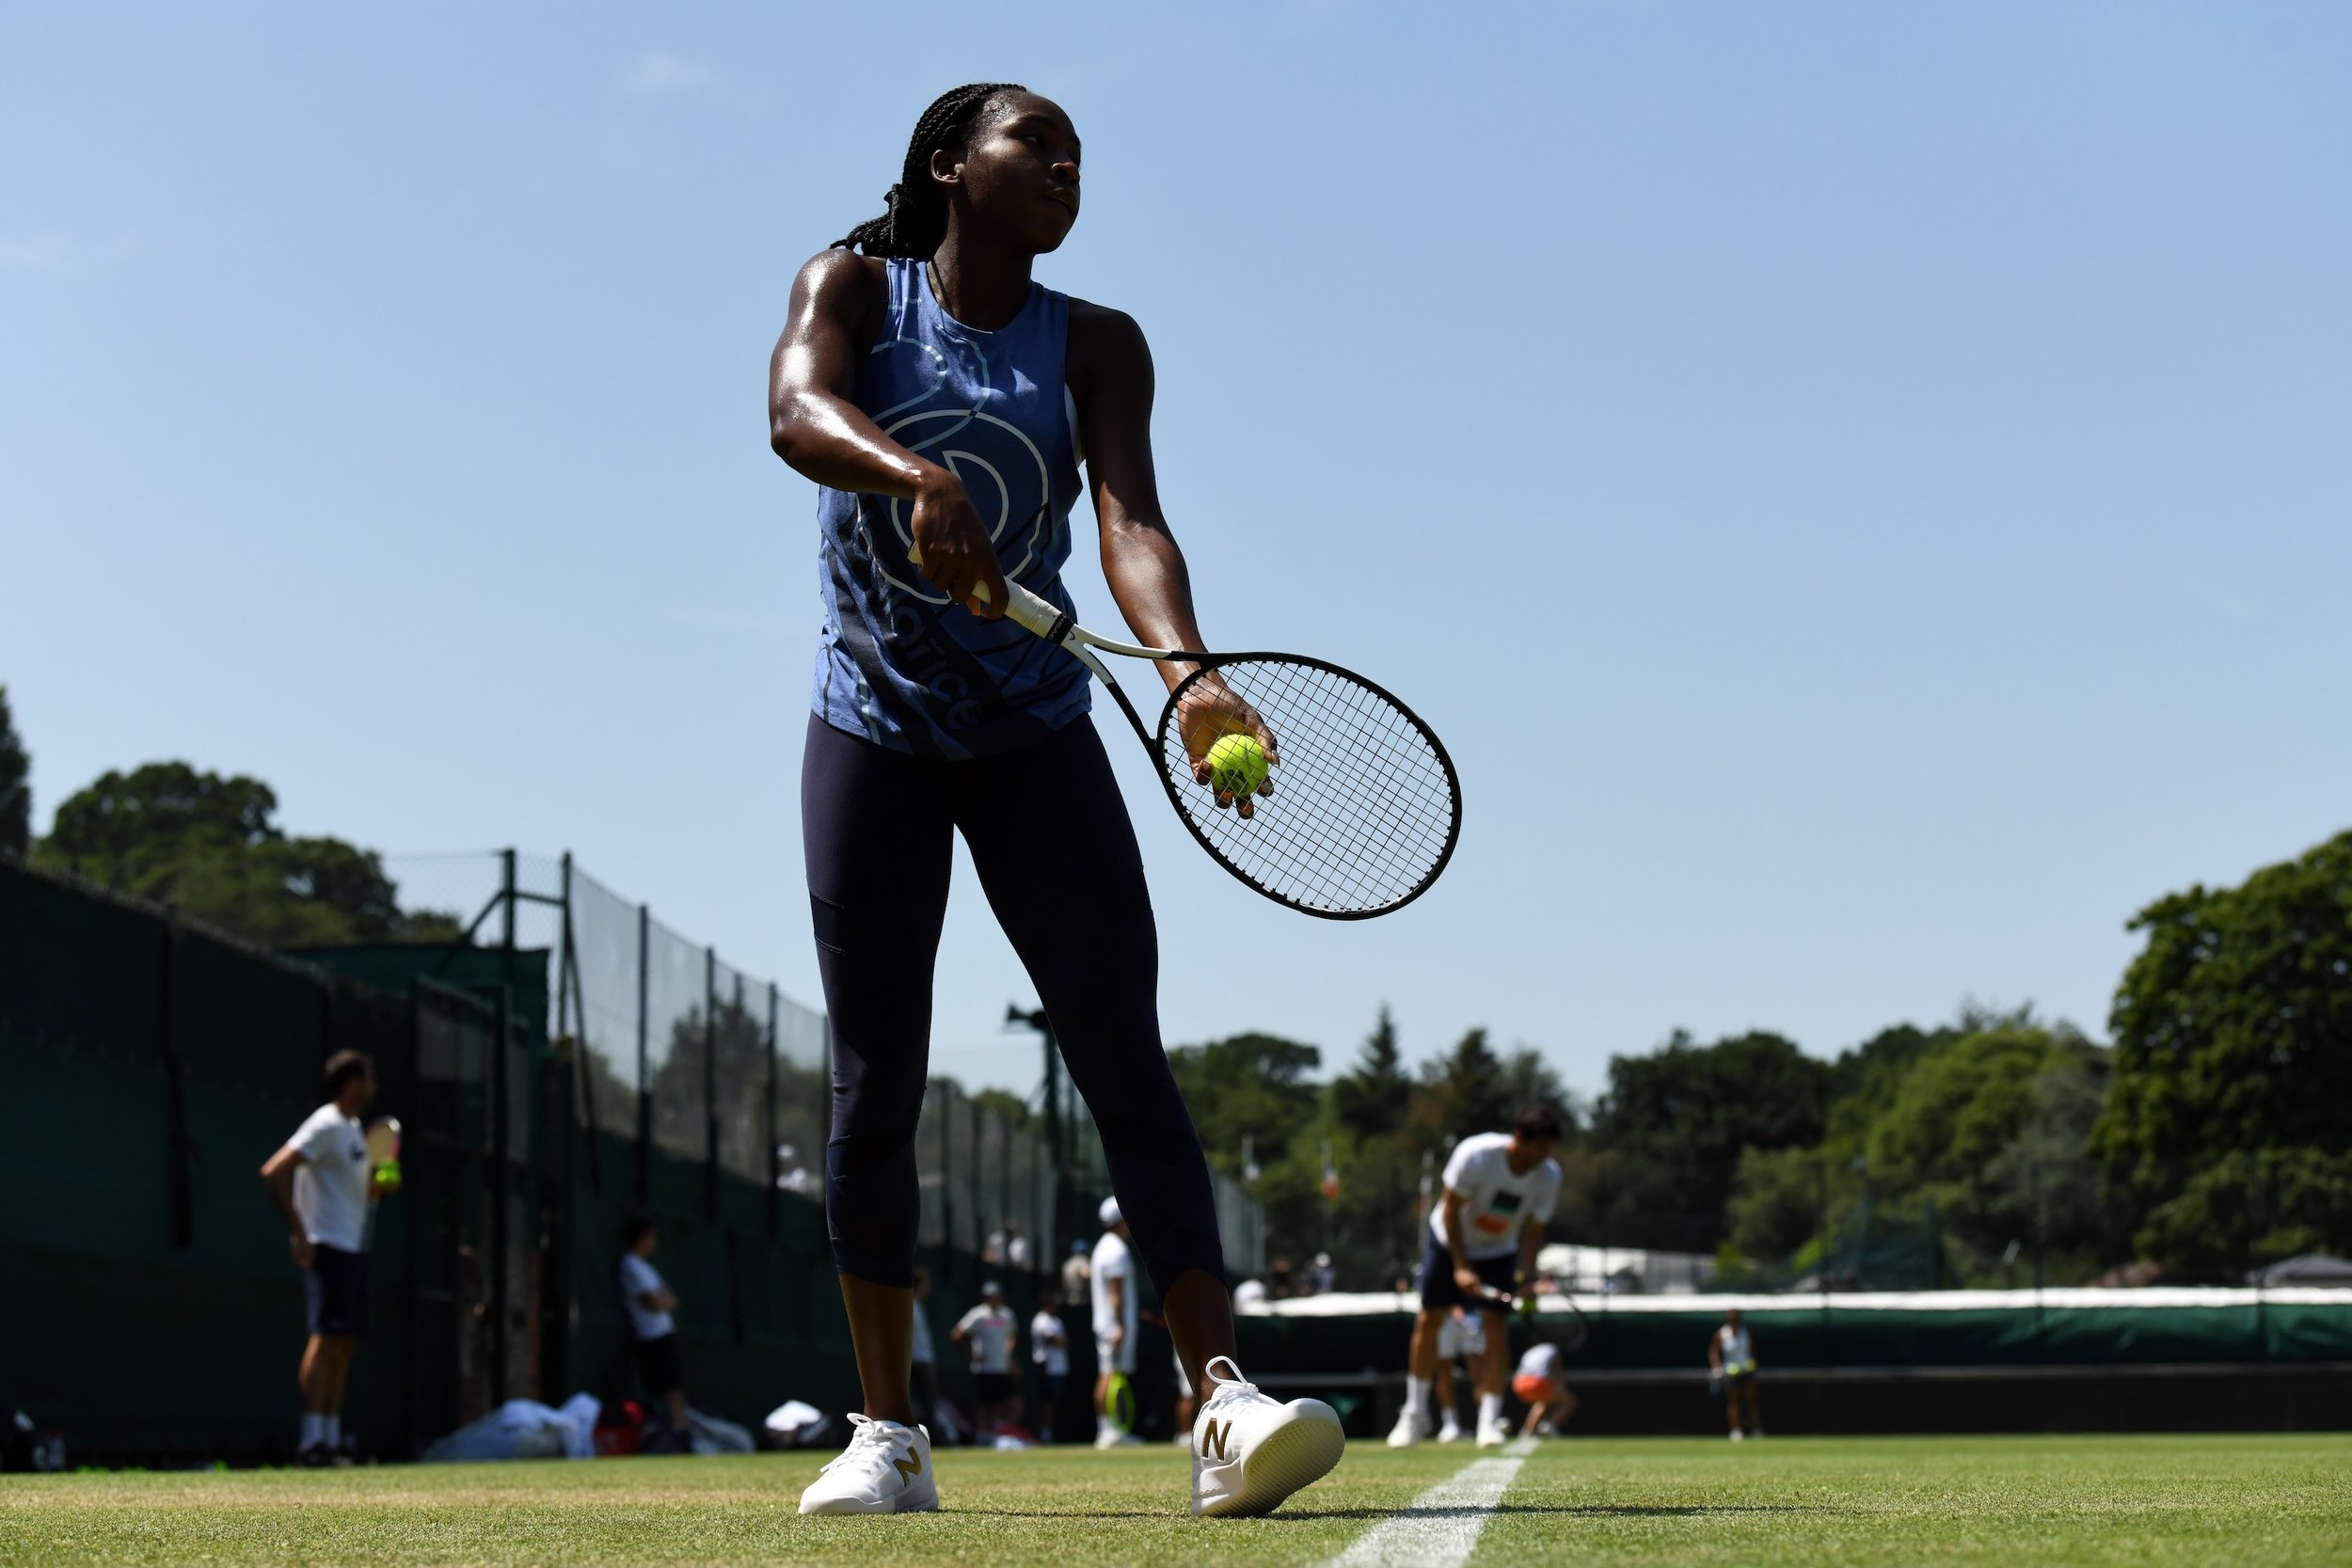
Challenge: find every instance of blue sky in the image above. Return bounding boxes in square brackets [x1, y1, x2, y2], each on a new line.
[6, 3, 2346, 1102]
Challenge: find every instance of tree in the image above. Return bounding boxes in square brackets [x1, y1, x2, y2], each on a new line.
[1852, 1016, 2103, 1279]
[968, 1086, 1035, 1132]
[1979, 1050, 2115, 1278]
[2094, 831, 2352, 1274]
[1502, 1047, 1575, 1130]
[37, 761, 459, 946]
[1415, 1027, 1514, 1142]
[1167, 1032, 1322, 1171]
[1726, 1145, 1822, 1263]
[1330, 1006, 1412, 1139]
[0, 684, 28, 856]
[1589, 1029, 1832, 1253]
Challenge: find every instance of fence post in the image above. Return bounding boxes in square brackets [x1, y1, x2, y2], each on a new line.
[704, 945, 719, 1219]
[767, 982, 781, 1237]
[492, 851, 516, 1402]
[635, 904, 651, 1204]
[940, 1083, 955, 1285]
[157, 911, 194, 1251]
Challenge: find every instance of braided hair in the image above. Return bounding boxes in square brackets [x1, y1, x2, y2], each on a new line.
[834, 82, 1029, 258]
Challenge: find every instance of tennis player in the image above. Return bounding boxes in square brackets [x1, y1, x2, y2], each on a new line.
[1390, 1105, 1562, 1449]
[770, 82, 1340, 1518]
[1708, 1307, 1764, 1441]
[258, 1050, 381, 1465]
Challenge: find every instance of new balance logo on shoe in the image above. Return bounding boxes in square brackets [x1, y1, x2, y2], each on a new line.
[1200, 1418, 1232, 1461]
[891, 1449, 923, 1483]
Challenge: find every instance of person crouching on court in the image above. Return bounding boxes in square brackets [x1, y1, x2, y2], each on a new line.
[1511, 1338, 1577, 1437]
[260, 1049, 385, 1465]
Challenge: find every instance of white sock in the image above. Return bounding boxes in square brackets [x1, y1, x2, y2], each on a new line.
[1406, 1376, 1431, 1417]
[1097, 1414, 1115, 1436]
[1479, 1392, 1503, 1427]
[301, 1413, 323, 1449]
[324, 1416, 341, 1449]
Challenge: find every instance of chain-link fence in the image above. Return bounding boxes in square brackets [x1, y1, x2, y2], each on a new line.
[375, 849, 1265, 1281]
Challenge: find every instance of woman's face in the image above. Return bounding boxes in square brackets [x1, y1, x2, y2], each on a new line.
[936, 92, 1082, 252]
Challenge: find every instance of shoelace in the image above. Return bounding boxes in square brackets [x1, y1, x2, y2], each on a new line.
[818, 1414, 906, 1476]
[1200, 1354, 1259, 1409]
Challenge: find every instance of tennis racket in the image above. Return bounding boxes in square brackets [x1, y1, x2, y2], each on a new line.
[917, 554, 1462, 919]
[1471, 1284, 1590, 1354]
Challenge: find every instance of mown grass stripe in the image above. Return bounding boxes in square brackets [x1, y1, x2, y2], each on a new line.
[1316, 1437, 1536, 1568]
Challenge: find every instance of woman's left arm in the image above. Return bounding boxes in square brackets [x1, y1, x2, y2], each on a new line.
[1068, 301, 1206, 686]
[1073, 301, 1278, 811]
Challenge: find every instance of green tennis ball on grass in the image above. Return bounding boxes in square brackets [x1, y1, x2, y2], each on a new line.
[1205, 734, 1270, 798]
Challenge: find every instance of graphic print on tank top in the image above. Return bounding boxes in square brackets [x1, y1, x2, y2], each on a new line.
[812, 259, 1090, 758]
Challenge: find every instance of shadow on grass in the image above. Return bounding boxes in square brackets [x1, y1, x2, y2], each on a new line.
[955, 1504, 1846, 1521]
[1281, 1503, 1845, 1521]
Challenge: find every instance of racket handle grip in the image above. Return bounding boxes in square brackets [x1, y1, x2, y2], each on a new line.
[907, 545, 1065, 640]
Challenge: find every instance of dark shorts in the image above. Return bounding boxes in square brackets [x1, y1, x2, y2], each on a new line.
[306, 1244, 368, 1337]
[1417, 1235, 1517, 1312]
[636, 1333, 685, 1395]
[975, 1370, 1016, 1407]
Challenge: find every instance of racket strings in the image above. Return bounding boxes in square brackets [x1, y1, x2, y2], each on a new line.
[1155, 657, 1458, 915]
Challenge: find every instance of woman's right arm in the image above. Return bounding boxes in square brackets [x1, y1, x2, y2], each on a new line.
[769, 250, 1004, 615]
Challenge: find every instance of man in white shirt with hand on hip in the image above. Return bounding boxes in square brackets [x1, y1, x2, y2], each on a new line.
[1390, 1104, 1563, 1449]
[259, 1050, 386, 1465]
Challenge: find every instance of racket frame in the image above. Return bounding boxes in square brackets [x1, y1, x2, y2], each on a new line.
[992, 578, 1463, 920]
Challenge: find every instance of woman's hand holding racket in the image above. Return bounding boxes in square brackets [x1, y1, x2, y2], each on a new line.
[906, 467, 1007, 617]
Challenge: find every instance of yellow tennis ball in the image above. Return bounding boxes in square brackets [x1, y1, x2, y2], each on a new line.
[1205, 733, 1269, 797]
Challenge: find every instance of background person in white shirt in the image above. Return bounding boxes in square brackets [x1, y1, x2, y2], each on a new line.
[1089, 1198, 1141, 1448]
[951, 1281, 1020, 1433]
[1708, 1307, 1764, 1441]
[1029, 1290, 1070, 1443]
[618, 1212, 691, 1441]
[1391, 1104, 1563, 1449]
[258, 1050, 384, 1464]
[1431, 1305, 1486, 1442]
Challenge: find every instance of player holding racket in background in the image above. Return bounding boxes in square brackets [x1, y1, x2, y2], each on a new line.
[769, 83, 1343, 1518]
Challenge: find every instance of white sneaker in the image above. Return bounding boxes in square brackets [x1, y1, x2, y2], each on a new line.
[1386, 1404, 1430, 1449]
[1190, 1357, 1344, 1518]
[1436, 1418, 1464, 1444]
[1475, 1413, 1508, 1449]
[796, 1416, 937, 1515]
[1729, 1428, 1744, 1444]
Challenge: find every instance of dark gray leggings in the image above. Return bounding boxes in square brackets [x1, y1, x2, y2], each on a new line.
[802, 712, 1224, 1296]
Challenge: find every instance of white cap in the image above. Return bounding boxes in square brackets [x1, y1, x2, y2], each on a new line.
[1098, 1196, 1123, 1229]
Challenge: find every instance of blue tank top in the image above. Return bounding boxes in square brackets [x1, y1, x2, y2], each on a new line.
[811, 258, 1090, 758]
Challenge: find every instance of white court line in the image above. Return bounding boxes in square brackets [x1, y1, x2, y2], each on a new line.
[1317, 1436, 1539, 1568]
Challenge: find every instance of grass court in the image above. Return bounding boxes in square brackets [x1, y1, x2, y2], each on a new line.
[4, 1433, 2347, 1568]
